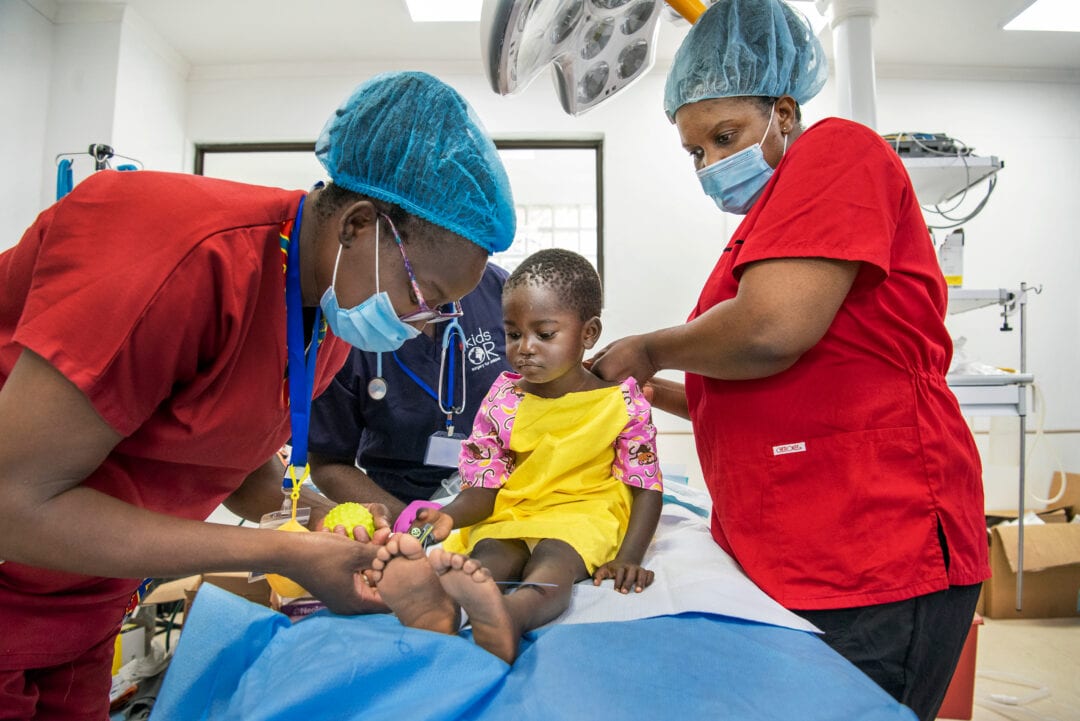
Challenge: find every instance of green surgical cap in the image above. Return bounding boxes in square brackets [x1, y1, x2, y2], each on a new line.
[316, 71, 516, 254]
[664, 0, 828, 121]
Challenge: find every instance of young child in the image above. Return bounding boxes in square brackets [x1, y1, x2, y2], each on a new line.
[368, 248, 663, 664]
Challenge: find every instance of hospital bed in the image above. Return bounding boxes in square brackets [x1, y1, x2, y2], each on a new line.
[148, 485, 917, 720]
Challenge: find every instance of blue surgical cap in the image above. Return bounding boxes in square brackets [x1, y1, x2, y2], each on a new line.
[316, 71, 516, 254]
[664, 0, 828, 121]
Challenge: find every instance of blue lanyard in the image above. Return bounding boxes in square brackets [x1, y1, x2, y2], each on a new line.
[284, 195, 322, 491]
[391, 351, 438, 400]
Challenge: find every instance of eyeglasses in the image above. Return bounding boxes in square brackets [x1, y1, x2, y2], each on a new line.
[380, 214, 464, 324]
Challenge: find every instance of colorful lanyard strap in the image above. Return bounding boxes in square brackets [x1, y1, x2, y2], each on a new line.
[282, 194, 324, 498]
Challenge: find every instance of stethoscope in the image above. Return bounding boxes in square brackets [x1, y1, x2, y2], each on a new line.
[368, 318, 467, 435]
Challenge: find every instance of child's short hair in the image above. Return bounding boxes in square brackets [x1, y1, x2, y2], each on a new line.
[505, 248, 602, 321]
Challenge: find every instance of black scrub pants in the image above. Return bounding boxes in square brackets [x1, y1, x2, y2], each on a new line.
[793, 583, 982, 721]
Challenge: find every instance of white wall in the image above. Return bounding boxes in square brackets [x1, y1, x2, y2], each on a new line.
[4, 11, 1077, 506]
[40, 3, 123, 210]
[1, 0, 54, 244]
[0, 0, 189, 249]
[112, 7, 189, 174]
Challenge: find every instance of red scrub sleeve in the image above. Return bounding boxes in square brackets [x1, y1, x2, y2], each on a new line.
[734, 120, 912, 287]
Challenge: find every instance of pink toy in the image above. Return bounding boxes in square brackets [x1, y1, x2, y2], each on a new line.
[393, 500, 441, 533]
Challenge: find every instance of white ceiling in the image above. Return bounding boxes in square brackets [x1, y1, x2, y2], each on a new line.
[48, 0, 1080, 74]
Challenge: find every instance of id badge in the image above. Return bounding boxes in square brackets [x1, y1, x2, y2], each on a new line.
[425, 431, 466, 468]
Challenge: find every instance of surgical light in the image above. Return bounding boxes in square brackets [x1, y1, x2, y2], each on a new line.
[481, 0, 679, 116]
[480, 1, 825, 116]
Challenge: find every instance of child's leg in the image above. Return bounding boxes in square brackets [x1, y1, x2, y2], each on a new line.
[470, 537, 530, 581]
[503, 538, 588, 633]
[370, 533, 459, 634]
[428, 538, 529, 664]
[436, 538, 588, 663]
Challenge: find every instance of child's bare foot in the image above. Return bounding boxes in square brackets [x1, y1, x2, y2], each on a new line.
[370, 534, 458, 634]
[428, 548, 519, 664]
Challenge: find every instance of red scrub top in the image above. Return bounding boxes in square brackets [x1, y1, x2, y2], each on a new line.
[0, 171, 349, 667]
[685, 118, 990, 610]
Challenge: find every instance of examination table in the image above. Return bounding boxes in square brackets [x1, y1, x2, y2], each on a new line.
[148, 486, 918, 721]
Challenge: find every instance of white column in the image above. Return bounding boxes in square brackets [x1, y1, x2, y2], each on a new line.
[815, 0, 878, 129]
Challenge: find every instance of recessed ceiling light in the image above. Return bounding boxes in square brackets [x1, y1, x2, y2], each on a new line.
[1004, 0, 1080, 32]
[405, 0, 482, 23]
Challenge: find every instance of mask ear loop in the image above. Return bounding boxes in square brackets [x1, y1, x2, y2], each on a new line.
[758, 102, 777, 147]
[373, 215, 381, 294]
[329, 245, 342, 292]
[763, 103, 789, 162]
[330, 210, 379, 299]
[329, 212, 382, 303]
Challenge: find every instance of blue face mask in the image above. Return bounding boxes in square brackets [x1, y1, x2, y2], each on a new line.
[319, 220, 421, 352]
[696, 105, 784, 215]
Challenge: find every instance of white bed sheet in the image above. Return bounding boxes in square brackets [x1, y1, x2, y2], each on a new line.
[542, 483, 820, 633]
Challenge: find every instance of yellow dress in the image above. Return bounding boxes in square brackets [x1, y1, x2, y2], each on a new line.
[443, 372, 662, 572]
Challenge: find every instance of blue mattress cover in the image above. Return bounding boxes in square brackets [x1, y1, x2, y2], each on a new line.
[149, 584, 916, 721]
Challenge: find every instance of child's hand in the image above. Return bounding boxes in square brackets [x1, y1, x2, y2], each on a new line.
[592, 561, 654, 594]
[410, 507, 454, 543]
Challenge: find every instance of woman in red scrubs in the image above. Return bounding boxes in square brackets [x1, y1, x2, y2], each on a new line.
[590, 3, 989, 720]
[0, 72, 515, 720]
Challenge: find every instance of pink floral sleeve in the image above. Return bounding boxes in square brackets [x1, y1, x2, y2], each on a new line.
[458, 372, 521, 489]
[613, 378, 663, 491]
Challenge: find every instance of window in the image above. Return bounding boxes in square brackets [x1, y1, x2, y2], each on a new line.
[492, 140, 603, 286]
[193, 142, 324, 189]
[193, 138, 604, 286]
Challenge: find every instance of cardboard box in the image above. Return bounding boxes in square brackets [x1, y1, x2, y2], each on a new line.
[984, 507, 1068, 525]
[142, 572, 271, 618]
[981, 521, 1080, 619]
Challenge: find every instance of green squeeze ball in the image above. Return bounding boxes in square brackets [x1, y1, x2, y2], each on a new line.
[323, 502, 376, 540]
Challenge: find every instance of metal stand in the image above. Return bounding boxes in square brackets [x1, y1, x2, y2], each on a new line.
[946, 282, 1041, 610]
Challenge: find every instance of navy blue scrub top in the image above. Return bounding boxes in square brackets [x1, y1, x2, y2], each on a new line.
[308, 263, 510, 503]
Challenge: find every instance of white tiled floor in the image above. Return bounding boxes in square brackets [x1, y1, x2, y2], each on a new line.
[953, 617, 1080, 721]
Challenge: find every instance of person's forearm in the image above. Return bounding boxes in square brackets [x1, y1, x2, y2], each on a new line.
[647, 377, 690, 420]
[0, 349, 331, 584]
[646, 304, 799, 381]
[439, 486, 498, 528]
[2, 484, 309, 580]
[310, 458, 406, 520]
[223, 456, 337, 526]
[614, 489, 663, 565]
[648, 258, 860, 381]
